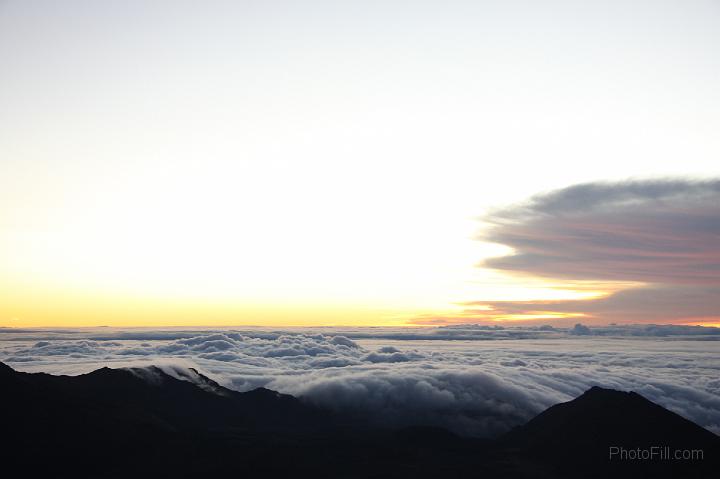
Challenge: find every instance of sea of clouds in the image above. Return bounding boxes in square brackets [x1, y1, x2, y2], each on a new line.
[2, 324, 719, 437]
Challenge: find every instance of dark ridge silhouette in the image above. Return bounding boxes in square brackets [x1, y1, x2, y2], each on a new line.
[502, 385, 719, 478]
[0, 362, 717, 478]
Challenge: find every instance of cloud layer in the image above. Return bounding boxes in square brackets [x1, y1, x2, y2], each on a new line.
[3, 326, 719, 437]
[469, 179, 720, 324]
[483, 179, 720, 284]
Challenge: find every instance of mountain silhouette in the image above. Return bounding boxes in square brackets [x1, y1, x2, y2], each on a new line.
[502, 385, 719, 478]
[1, 362, 717, 478]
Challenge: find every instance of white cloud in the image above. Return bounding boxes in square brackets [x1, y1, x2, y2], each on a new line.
[2, 326, 719, 436]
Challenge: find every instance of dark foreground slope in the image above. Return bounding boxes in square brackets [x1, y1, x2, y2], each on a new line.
[1, 362, 717, 479]
[503, 386, 720, 478]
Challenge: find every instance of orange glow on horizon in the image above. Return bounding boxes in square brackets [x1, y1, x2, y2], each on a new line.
[680, 320, 720, 329]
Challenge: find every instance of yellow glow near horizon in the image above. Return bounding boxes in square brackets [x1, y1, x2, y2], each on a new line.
[681, 321, 720, 329]
[486, 312, 589, 322]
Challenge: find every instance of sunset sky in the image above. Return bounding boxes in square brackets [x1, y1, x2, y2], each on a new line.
[1, 0, 719, 327]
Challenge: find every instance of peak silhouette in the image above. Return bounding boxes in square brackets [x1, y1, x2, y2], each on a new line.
[503, 385, 719, 478]
[1, 362, 717, 478]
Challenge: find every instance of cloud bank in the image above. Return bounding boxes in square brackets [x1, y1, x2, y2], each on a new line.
[466, 179, 720, 325]
[2, 326, 719, 437]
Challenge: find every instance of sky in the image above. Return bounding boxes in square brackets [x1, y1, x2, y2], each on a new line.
[1, 0, 719, 327]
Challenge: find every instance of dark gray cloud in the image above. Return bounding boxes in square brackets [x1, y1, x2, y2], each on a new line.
[483, 179, 720, 284]
[493, 180, 720, 218]
[570, 323, 591, 335]
[472, 179, 720, 324]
